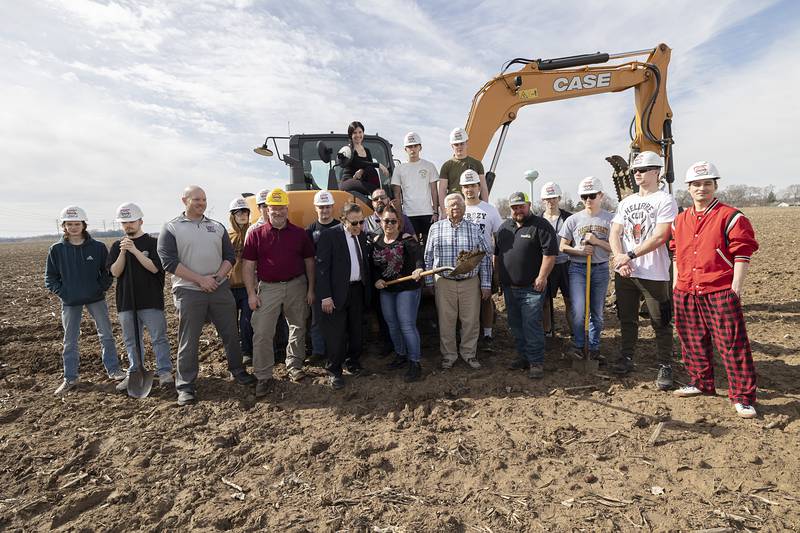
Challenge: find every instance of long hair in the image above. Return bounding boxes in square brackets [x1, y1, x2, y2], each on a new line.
[62, 221, 90, 241]
[347, 121, 365, 145]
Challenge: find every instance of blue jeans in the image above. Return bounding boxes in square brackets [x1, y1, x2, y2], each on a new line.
[118, 309, 172, 375]
[568, 262, 610, 351]
[230, 287, 254, 355]
[310, 306, 326, 356]
[502, 286, 546, 364]
[61, 299, 120, 381]
[379, 288, 422, 362]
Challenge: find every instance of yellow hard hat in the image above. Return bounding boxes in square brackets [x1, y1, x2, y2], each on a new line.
[266, 187, 289, 206]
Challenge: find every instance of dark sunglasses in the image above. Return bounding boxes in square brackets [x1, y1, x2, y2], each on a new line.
[382, 219, 398, 225]
[633, 166, 659, 174]
[580, 193, 598, 200]
[347, 220, 365, 227]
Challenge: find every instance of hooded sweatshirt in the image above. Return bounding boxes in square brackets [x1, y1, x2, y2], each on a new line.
[228, 213, 250, 288]
[45, 236, 113, 306]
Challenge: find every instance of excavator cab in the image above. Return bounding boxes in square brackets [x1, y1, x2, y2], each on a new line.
[254, 133, 395, 226]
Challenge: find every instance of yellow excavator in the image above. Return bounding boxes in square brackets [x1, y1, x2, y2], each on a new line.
[251, 43, 673, 224]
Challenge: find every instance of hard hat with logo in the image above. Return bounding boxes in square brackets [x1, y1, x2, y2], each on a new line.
[229, 197, 250, 212]
[256, 188, 270, 205]
[685, 161, 721, 183]
[459, 169, 480, 186]
[508, 191, 530, 206]
[630, 151, 664, 170]
[314, 190, 335, 206]
[115, 202, 144, 222]
[60, 205, 88, 223]
[404, 132, 422, 147]
[540, 181, 562, 199]
[578, 176, 603, 196]
[449, 127, 468, 144]
[266, 187, 289, 206]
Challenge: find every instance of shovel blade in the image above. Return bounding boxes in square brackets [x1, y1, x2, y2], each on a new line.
[450, 250, 486, 276]
[127, 369, 154, 399]
[571, 358, 600, 374]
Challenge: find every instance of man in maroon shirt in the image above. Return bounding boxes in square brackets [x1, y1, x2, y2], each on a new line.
[242, 188, 315, 397]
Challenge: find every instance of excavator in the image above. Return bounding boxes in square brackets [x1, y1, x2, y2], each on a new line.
[251, 43, 673, 225]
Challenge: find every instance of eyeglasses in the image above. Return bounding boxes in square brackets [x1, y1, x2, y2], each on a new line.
[382, 219, 398, 225]
[580, 193, 597, 201]
[633, 167, 659, 174]
[372, 195, 388, 202]
[347, 220, 365, 227]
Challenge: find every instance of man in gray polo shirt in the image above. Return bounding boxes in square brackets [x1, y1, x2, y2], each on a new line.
[157, 185, 256, 406]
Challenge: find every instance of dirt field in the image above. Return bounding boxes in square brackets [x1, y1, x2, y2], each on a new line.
[1, 207, 799, 532]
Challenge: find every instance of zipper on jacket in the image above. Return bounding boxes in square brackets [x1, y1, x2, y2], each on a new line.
[715, 248, 733, 268]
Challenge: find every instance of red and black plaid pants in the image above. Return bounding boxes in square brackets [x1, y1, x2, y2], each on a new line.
[673, 289, 757, 405]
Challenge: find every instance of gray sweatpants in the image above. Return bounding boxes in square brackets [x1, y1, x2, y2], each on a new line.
[173, 283, 243, 392]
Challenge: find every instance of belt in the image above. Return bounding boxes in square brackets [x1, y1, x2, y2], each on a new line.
[349, 280, 363, 285]
[261, 275, 303, 284]
[445, 275, 475, 282]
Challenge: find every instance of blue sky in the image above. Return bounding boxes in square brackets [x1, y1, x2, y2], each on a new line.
[1, 0, 797, 236]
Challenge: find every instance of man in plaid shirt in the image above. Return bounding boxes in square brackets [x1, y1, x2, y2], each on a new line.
[670, 161, 759, 419]
[424, 193, 491, 369]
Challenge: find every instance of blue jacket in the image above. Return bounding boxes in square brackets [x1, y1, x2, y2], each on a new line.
[45, 237, 112, 306]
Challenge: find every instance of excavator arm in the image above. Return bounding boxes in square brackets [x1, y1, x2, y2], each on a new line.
[464, 44, 674, 195]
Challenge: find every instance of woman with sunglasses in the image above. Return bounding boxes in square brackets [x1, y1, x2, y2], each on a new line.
[558, 177, 614, 363]
[371, 205, 425, 382]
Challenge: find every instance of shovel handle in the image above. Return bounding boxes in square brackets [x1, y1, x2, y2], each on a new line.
[384, 266, 453, 287]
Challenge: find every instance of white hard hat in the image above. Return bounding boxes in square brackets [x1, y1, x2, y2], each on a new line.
[229, 197, 250, 212]
[630, 151, 664, 170]
[115, 202, 144, 222]
[338, 145, 353, 160]
[577, 176, 603, 196]
[404, 132, 422, 147]
[60, 205, 88, 223]
[459, 169, 480, 186]
[685, 161, 721, 183]
[540, 181, 562, 199]
[449, 127, 468, 144]
[256, 188, 270, 205]
[314, 190, 335, 206]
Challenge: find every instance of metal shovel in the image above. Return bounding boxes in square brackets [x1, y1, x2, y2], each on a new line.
[126, 265, 153, 399]
[385, 250, 486, 286]
[572, 254, 600, 373]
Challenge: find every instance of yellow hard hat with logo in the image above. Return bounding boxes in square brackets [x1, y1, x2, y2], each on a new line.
[266, 187, 289, 206]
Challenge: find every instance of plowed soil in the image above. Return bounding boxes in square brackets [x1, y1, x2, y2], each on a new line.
[1, 207, 799, 532]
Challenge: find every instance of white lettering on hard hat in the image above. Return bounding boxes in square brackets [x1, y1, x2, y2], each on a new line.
[553, 73, 612, 93]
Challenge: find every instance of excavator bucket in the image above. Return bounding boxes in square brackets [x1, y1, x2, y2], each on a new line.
[606, 155, 636, 201]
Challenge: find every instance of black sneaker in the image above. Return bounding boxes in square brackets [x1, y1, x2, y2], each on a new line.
[329, 374, 345, 390]
[231, 370, 257, 386]
[656, 365, 673, 391]
[177, 390, 196, 406]
[589, 350, 606, 366]
[344, 362, 363, 376]
[479, 335, 495, 352]
[255, 378, 274, 398]
[611, 356, 633, 375]
[509, 358, 530, 370]
[387, 354, 407, 370]
[404, 361, 421, 382]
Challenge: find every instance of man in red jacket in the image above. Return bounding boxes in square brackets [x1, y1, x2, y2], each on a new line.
[670, 161, 759, 419]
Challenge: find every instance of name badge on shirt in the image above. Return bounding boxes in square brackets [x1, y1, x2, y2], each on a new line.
[520, 233, 532, 239]
[205, 224, 217, 233]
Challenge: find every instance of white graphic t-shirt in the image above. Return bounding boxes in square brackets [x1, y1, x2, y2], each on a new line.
[464, 201, 503, 249]
[612, 190, 678, 281]
[390, 159, 439, 216]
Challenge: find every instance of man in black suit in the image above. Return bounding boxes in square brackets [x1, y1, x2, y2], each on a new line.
[315, 202, 370, 389]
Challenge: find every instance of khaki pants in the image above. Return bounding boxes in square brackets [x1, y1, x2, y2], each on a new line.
[251, 277, 309, 380]
[434, 275, 480, 362]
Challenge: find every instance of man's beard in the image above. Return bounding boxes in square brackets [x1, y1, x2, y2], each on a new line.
[375, 204, 386, 215]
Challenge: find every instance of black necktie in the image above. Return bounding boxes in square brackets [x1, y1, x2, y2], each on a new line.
[351, 234, 363, 281]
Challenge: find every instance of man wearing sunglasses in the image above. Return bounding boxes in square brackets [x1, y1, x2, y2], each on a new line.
[315, 202, 371, 389]
[609, 151, 678, 390]
[364, 188, 414, 239]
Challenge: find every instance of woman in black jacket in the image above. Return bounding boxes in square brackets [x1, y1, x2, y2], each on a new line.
[340, 121, 388, 196]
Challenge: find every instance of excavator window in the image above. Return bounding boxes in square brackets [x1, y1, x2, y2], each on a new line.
[299, 137, 394, 191]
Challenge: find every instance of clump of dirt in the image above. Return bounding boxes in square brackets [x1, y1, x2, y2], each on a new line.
[1, 207, 799, 531]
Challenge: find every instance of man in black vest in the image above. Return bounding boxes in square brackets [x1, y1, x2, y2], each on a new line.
[315, 202, 371, 389]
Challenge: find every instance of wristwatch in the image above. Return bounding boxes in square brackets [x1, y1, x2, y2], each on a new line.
[627, 250, 637, 260]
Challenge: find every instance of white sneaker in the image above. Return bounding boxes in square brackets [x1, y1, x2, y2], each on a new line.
[54, 379, 78, 395]
[464, 358, 482, 370]
[109, 369, 127, 381]
[157, 372, 173, 387]
[735, 403, 757, 419]
[673, 385, 703, 397]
